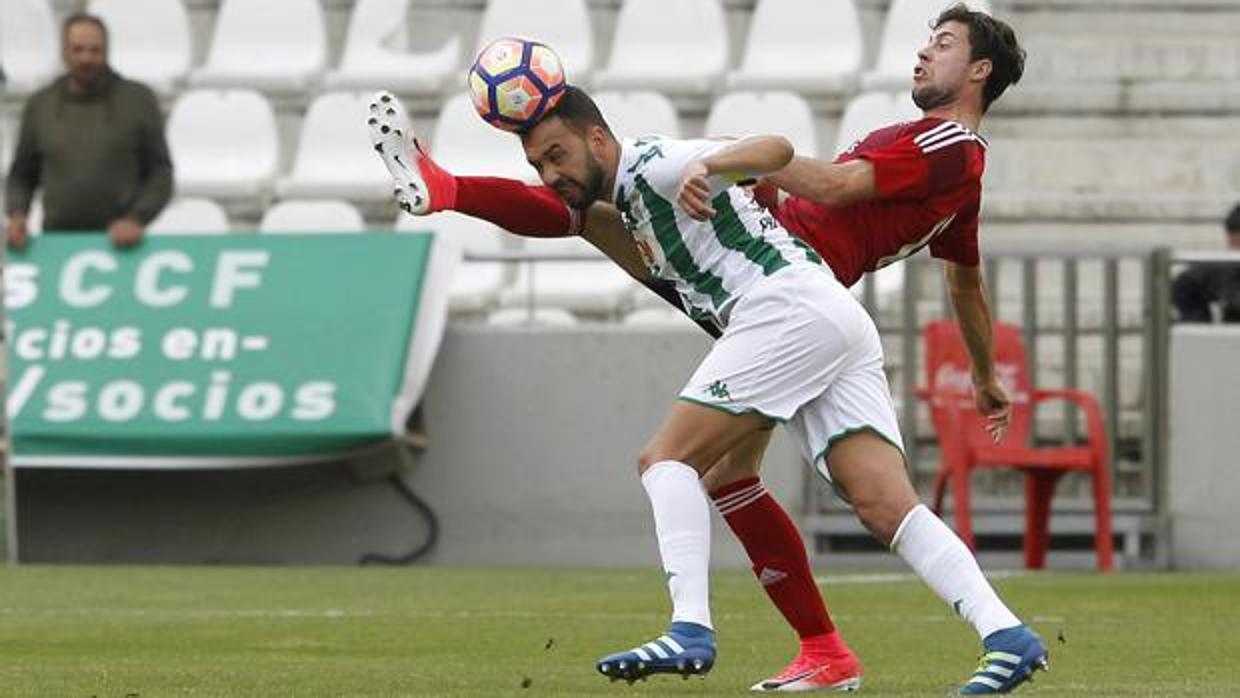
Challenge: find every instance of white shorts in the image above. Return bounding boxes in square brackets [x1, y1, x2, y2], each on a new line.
[679, 264, 904, 480]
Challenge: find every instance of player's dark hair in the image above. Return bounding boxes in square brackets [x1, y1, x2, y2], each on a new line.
[934, 4, 1025, 111]
[537, 85, 613, 137]
[62, 13, 109, 46]
[1226, 203, 1240, 234]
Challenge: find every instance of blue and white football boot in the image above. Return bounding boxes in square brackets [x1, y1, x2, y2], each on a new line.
[960, 624, 1049, 694]
[596, 621, 717, 683]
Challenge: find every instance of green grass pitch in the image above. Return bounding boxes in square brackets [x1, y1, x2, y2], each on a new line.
[1, 566, 1237, 696]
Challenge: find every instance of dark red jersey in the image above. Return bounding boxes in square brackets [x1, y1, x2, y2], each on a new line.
[773, 117, 987, 287]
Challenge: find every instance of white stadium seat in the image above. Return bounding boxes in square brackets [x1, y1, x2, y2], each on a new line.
[833, 92, 909, 157]
[167, 90, 280, 200]
[499, 236, 637, 315]
[0, 0, 57, 94]
[863, 0, 990, 91]
[891, 90, 923, 122]
[323, 0, 462, 93]
[485, 307, 579, 327]
[87, 0, 192, 94]
[726, 0, 862, 96]
[276, 92, 393, 201]
[475, 0, 594, 84]
[399, 211, 511, 313]
[430, 93, 535, 181]
[260, 200, 366, 233]
[705, 91, 819, 158]
[593, 91, 681, 140]
[149, 198, 230, 235]
[595, 0, 728, 95]
[189, 0, 327, 93]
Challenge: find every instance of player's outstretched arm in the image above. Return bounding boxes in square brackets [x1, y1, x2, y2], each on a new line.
[945, 261, 1011, 440]
[701, 135, 795, 181]
[679, 136, 794, 220]
[764, 157, 877, 209]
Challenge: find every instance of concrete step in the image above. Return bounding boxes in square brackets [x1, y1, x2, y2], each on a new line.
[983, 221, 1220, 246]
[1009, 7, 1240, 34]
[986, 139, 1240, 192]
[983, 193, 1233, 224]
[1022, 37, 1240, 83]
[985, 116, 1240, 140]
[995, 80, 1240, 115]
[978, 138, 1240, 221]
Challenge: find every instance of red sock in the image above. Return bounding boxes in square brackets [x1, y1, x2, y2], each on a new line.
[453, 176, 579, 237]
[801, 629, 850, 658]
[711, 477, 842, 644]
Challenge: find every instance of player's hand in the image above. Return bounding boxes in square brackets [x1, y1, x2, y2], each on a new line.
[6, 215, 30, 251]
[108, 217, 144, 248]
[973, 377, 1012, 442]
[678, 160, 715, 221]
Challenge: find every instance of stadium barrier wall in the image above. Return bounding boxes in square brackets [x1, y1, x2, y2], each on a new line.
[14, 326, 808, 566]
[1168, 310, 1240, 570]
[808, 245, 1174, 569]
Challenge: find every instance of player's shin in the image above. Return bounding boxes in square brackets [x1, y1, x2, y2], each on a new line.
[891, 504, 1021, 638]
[710, 477, 841, 643]
[642, 460, 713, 629]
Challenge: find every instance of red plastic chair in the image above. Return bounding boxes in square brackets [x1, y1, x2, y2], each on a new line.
[918, 320, 1114, 572]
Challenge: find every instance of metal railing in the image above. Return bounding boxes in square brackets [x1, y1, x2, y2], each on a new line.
[463, 244, 1183, 565]
[848, 245, 1171, 504]
[816, 243, 1182, 567]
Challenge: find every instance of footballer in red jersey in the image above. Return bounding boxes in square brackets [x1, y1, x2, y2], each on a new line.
[769, 117, 986, 288]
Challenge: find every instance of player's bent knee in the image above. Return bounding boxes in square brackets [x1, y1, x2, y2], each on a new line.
[636, 449, 660, 475]
[637, 447, 712, 477]
[843, 473, 919, 543]
[852, 496, 918, 546]
[636, 447, 686, 475]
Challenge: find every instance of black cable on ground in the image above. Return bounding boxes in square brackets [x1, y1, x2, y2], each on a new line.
[358, 474, 440, 565]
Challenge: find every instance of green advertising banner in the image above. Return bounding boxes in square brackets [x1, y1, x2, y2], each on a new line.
[3, 233, 455, 468]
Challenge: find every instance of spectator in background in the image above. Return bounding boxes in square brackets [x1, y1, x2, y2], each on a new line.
[5, 13, 172, 250]
[1172, 204, 1240, 323]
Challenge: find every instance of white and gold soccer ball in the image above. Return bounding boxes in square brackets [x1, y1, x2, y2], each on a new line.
[467, 37, 567, 133]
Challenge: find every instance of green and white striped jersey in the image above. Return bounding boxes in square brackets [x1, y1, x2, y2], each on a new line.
[612, 136, 823, 328]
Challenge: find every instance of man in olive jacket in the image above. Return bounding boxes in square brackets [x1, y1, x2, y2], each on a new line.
[5, 13, 173, 250]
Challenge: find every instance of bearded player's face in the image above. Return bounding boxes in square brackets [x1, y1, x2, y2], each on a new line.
[521, 116, 608, 211]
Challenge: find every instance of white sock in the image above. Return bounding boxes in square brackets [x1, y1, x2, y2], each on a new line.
[641, 460, 712, 630]
[892, 504, 1021, 639]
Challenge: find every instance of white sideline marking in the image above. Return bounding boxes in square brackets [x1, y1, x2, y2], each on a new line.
[815, 570, 1030, 586]
[0, 606, 1056, 626]
[0, 607, 374, 619]
[0, 607, 662, 621]
[0, 571, 1046, 623]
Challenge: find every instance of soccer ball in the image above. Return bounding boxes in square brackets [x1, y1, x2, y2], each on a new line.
[468, 37, 567, 133]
